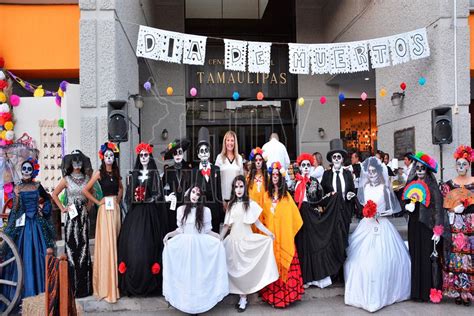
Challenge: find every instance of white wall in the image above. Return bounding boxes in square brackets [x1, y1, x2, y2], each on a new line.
[61, 84, 81, 153]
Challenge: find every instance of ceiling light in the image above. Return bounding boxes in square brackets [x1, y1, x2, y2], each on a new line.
[364, 77, 370, 81]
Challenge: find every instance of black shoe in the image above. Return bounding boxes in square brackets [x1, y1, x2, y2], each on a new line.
[234, 303, 240, 309]
[455, 297, 462, 305]
[237, 304, 247, 313]
[463, 299, 471, 306]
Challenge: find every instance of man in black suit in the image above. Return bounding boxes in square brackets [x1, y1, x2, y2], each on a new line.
[191, 127, 224, 234]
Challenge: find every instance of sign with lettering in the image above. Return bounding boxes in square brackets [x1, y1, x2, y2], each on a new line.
[186, 45, 297, 99]
[394, 127, 416, 160]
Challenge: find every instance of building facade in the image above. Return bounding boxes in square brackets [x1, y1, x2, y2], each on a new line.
[79, 0, 472, 180]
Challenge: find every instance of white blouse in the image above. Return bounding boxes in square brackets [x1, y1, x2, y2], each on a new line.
[215, 154, 244, 200]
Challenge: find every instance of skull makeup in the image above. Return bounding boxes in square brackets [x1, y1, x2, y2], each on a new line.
[173, 147, 184, 164]
[332, 153, 343, 170]
[21, 161, 33, 179]
[198, 145, 210, 163]
[367, 165, 380, 186]
[415, 162, 427, 180]
[254, 155, 263, 170]
[234, 180, 245, 198]
[456, 158, 470, 176]
[103, 150, 115, 166]
[272, 169, 280, 186]
[72, 154, 83, 170]
[190, 186, 201, 204]
[139, 150, 150, 167]
[299, 160, 311, 176]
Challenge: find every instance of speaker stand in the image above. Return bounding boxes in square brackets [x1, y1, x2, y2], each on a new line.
[439, 144, 444, 182]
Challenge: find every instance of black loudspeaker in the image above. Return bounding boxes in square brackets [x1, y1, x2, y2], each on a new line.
[431, 107, 452, 144]
[108, 100, 128, 142]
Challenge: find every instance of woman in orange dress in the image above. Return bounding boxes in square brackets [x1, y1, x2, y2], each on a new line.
[260, 161, 304, 308]
[247, 147, 268, 208]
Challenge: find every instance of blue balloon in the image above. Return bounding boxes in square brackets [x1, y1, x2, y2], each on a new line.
[338, 93, 345, 102]
[232, 91, 240, 100]
[418, 77, 426, 86]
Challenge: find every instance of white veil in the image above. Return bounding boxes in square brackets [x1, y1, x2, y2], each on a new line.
[357, 156, 402, 214]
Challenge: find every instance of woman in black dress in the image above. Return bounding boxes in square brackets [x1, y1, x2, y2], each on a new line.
[118, 143, 167, 296]
[404, 152, 444, 302]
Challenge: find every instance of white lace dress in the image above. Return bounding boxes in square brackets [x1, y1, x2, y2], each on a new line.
[163, 206, 229, 314]
[344, 184, 411, 312]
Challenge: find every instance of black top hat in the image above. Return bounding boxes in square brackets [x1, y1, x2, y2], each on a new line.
[326, 139, 348, 162]
[161, 138, 191, 160]
[196, 127, 210, 149]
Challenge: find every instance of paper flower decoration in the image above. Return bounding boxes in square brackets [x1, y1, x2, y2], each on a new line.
[403, 180, 431, 207]
[418, 77, 426, 86]
[0, 92, 6, 103]
[249, 147, 264, 161]
[60, 81, 68, 92]
[4, 121, 13, 131]
[454, 145, 474, 162]
[361, 92, 368, 101]
[433, 225, 444, 237]
[338, 93, 345, 102]
[232, 91, 240, 100]
[135, 142, 153, 154]
[190, 87, 197, 97]
[134, 185, 146, 202]
[5, 131, 14, 141]
[118, 262, 127, 274]
[0, 71, 5, 81]
[151, 263, 161, 275]
[143, 81, 152, 91]
[257, 91, 264, 100]
[320, 96, 327, 104]
[34, 86, 45, 97]
[363, 200, 377, 218]
[297, 97, 304, 106]
[58, 119, 64, 128]
[10, 95, 20, 107]
[57, 88, 64, 98]
[429, 288, 442, 303]
[0, 103, 9, 113]
[400, 82, 407, 91]
[268, 161, 286, 177]
[98, 142, 119, 160]
[3, 182, 13, 194]
[380, 88, 387, 97]
[453, 233, 466, 250]
[166, 86, 173, 96]
[55, 95, 62, 106]
[0, 80, 7, 90]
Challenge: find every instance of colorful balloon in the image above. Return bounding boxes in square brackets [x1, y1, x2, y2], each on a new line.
[297, 97, 305, 106]
[4, 121, 13, 131]
[257, 92, 264, 101]
[190, 87, 197, 97]
[361, 92, 368, 101]
[400, 82, 407, 91]
[320, 96, 327, 104]
[338, 93, 345, 102]
[166, 87, 174, 96]
[143, 81, 152, 91]
[232, 91, 240, 101]
[10, 95, 20, 107]
[379, 88, 387, 97]
[418, 77, 426, 86]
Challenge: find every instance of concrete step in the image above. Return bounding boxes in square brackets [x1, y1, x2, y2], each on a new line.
[77, 283, 345, 313]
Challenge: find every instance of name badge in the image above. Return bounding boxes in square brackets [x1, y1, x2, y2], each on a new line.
[68, 204, 79, 220]
[170, 198, 177, 211]
[105, 197, 115, 211]
[16, 213, 26, 227]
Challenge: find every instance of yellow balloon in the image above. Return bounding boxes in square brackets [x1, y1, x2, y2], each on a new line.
[58, 88, 64, 98]
[4, 121, 13, 131]
[297, 97, 305, 106]
[166, 87, 174, 96]
[0, 130, 6, 140]
[379, 88, 387, 97]
[34, 86, 45, 97]
[0, 92, 6, 103]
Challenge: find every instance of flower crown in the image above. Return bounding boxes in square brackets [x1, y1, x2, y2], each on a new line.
[24, 157, 40, 179]
[412, 151, 438, 173]
[268, 161, 286, 177]
[454, 145, 474, 162]
[167, 141, 177, 151]
[98, 142, 119, 160]
[249, 147, 264, 161]
[135, 143, 153, 155]
[296, 153, 315, 166]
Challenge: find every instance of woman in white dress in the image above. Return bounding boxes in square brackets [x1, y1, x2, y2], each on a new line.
[220, 175, 279, 312]
[162, 185, 229, 314]
[344, 157, 411, 312]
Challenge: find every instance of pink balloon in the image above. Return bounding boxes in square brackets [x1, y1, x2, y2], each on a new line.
[361, 92, 368, 101]
[320, 96, 327, 104]
[10, 95, 20, 107]
[190, 87, 197, 97]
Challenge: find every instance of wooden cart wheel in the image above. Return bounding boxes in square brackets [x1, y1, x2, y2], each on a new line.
[0, 232, 23, 315]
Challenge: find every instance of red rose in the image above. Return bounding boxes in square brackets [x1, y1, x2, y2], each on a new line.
[118, 262, 127, 274]
[151, 263, 161, 275]
[363, 200, 377, 218]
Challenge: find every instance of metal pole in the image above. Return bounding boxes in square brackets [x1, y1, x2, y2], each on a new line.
[439, 144, 444, 182]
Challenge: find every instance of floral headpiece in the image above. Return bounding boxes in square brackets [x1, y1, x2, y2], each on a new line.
[453, 145, 474, 162]
[249, 147, 264, 161]
[167, 141, 178, 151]
[410, 151, 438, 173]
[268, 161, 287, 177]
[296, 153, 315, 166]
[98, 142, 119, 160]
[23, 157, 40, 179]
[135, 143, 153, 155]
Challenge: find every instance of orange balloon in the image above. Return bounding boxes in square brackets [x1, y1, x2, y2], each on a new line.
[257, 92, 264, 101]
[166, 87, 174, 96]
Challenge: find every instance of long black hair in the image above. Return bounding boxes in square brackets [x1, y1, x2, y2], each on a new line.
[133, 153, 158, 170]
[267, 170, 287, 200]
[248, 153, 268, 190]
[181, 185, 205, 233]
[228, 175, 250, 212]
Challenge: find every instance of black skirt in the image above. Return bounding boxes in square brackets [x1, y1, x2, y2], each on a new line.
[118, 202, 166, 296]
[295, 195, 351, 283]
